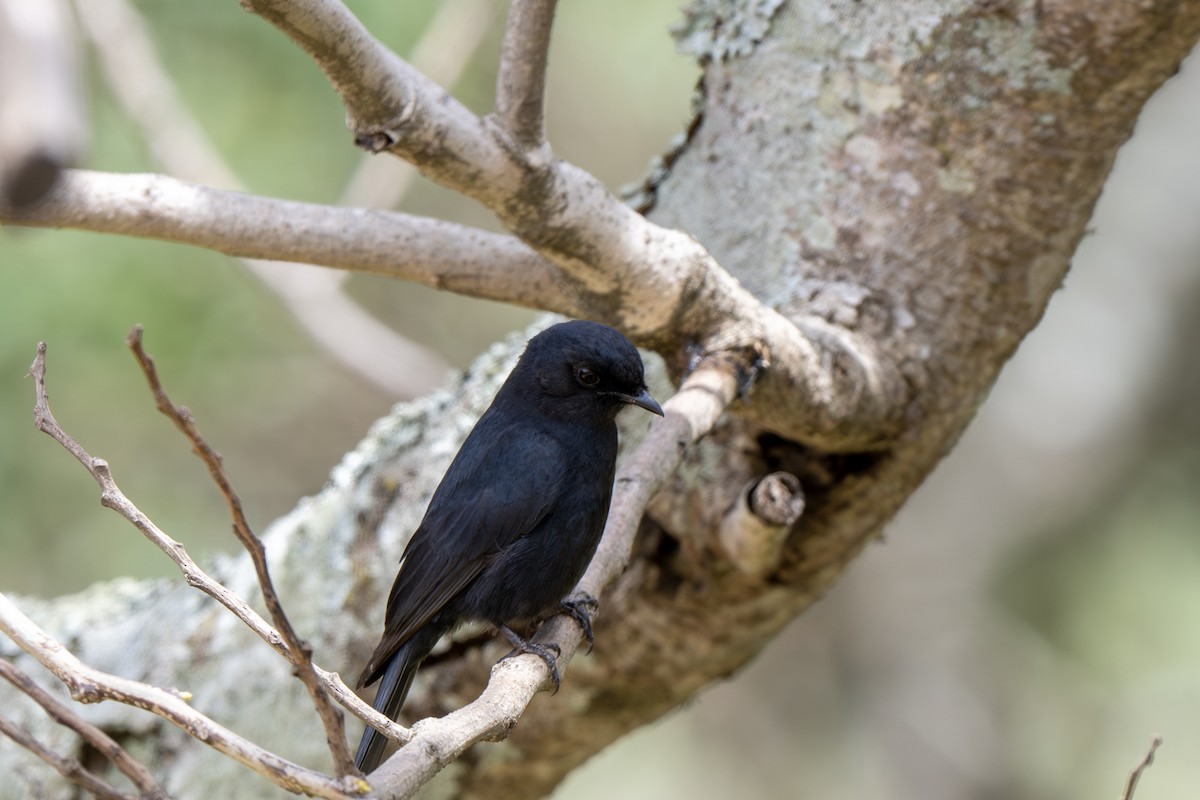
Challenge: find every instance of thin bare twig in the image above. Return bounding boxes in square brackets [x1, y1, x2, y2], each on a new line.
[0, 711, 134, 800]
[25, 341, 410, 750]
[493, 0, 557, 150]
[0, 594, 367, 800]
[123, 326, 356, 776]
[370, 363, 740, 797]
[1121, 735, 1163, 800]
[0, 657, 167, 799]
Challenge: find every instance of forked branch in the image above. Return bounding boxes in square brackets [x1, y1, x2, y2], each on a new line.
[239, 0, 907, 451]
[15, 336, 741, 798]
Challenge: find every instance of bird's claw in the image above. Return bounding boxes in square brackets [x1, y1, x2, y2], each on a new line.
[560, 595, 598, 654]
[499, 625, 562, 691]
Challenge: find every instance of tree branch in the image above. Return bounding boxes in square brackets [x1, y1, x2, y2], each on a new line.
[239, 0, 906, 451]
[0, 594, 367, 800]
[0, 657, 167, 799]
[578, 362, 740, 600]
[1, 170, 583, 317]
[493, 0, 557, 150]
[76, 0, 496, 390]
[368, 363, 740, 798]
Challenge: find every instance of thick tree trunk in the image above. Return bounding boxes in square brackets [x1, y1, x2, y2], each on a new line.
[2, 2, 1198, 799]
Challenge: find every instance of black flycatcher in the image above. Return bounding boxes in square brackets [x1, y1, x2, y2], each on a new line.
[354, 320, 663, 773]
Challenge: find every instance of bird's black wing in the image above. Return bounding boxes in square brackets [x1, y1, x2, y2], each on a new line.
[362, 418, 566, 681]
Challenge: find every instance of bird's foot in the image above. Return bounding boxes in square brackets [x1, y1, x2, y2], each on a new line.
[498, 624, 562, 691]
[560, 594, 598, 654]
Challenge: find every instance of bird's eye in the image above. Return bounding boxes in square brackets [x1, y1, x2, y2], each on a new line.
[576, 366, 600, 387]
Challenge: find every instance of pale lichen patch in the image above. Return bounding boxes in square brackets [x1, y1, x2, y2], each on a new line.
[672, 0, 787, 63]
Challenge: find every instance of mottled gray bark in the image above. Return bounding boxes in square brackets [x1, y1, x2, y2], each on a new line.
[2, 1, 1198, 799]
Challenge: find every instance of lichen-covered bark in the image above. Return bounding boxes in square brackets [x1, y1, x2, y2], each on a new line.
[455, 2, 1200, 797]
[2, 2, 1198, 799]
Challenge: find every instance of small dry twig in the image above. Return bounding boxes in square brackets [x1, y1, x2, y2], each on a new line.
[0, 657, 167, 798]
[124, 325, 356, 775]
[1121, 735, 1163, 800]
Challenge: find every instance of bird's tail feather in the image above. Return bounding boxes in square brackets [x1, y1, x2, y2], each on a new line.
[355, 642, 422, 774]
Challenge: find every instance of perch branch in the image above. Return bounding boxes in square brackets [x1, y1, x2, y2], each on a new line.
[578, 364, 739, 599]
[124, 327, 355, 776]
[0, 711, 134, 800]
[0, 595, 367, 800]
[0, 657, 167, 799]
[493, 0, 557, 150]
[368, 364, 739, 798]
[239, 0, 906, 450]
[26, 342, 411, 750]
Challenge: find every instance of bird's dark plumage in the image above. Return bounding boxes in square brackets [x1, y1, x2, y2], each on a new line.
[354, 320, 662, 773]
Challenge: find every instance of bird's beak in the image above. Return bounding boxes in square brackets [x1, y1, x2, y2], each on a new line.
[623, 387, 664, 417]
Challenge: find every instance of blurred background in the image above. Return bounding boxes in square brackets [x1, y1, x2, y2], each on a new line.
[1, 2, 1198, 798]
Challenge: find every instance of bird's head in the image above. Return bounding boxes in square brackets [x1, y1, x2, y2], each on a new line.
[514, 320, 664, 425]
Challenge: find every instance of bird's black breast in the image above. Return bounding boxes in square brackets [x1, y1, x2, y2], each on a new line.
[448, 414, 618, 626]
